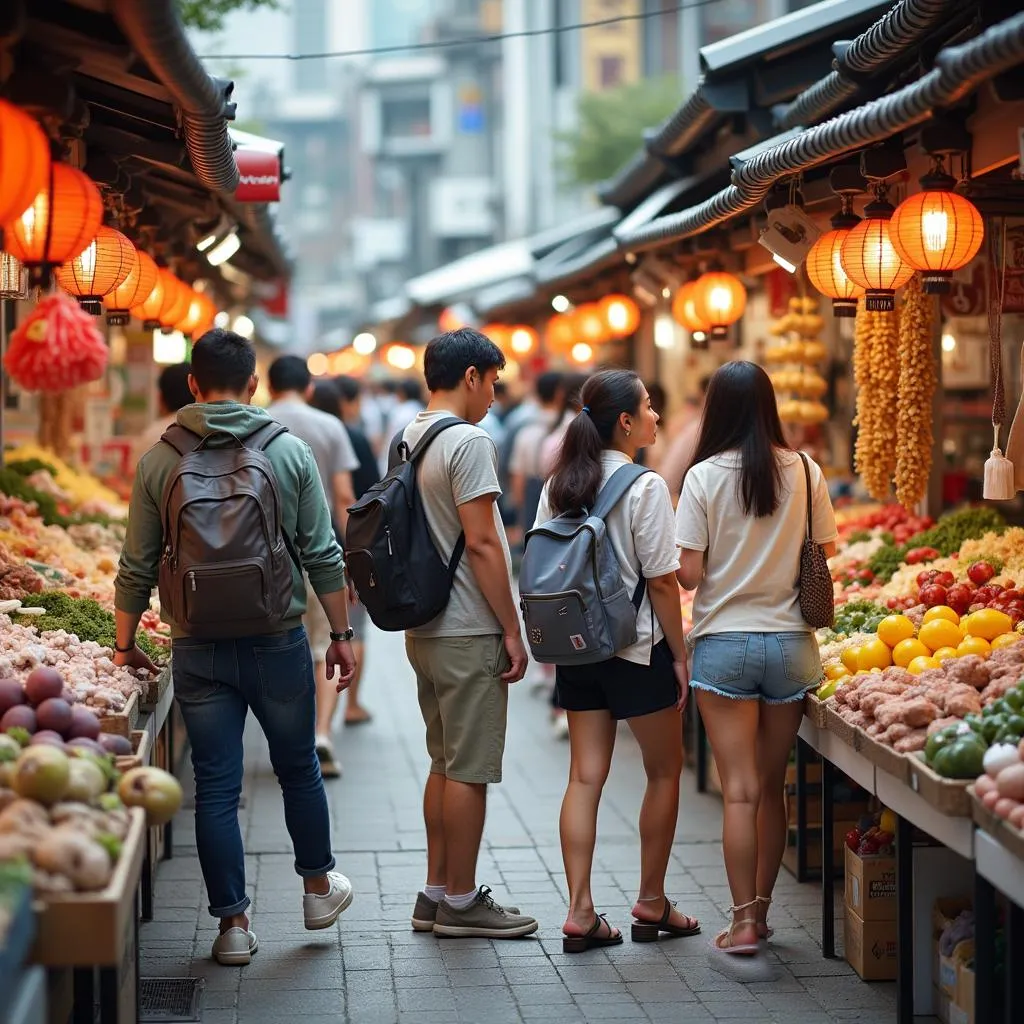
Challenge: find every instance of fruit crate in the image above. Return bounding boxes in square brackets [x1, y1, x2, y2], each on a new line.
[113, 729, 151, 772]
[825, 704, 859, 749]
[30, 808, 146, 968]
[856, 731, 911, 785]
[906, 754, 972, 817]
[804, 692, 830, 728]
[98, 690, 139, 738]
[139, 666, 170, 712]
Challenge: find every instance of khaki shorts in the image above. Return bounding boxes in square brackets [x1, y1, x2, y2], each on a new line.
[304, 579, 369, 662]
[406, 634, 510, 785]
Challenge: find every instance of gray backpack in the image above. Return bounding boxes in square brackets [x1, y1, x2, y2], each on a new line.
[519, 464, 652, 665]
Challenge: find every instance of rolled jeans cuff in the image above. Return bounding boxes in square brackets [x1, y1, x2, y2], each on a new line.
[209, 893, 252, 919]
[296, 855, 336, 879]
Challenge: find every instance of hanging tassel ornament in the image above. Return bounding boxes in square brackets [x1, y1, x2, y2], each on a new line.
[983, 219, 1015, 500]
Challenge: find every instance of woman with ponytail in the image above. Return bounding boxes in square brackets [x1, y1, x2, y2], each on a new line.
[534, 369, 699, 954]
[676, 361, 837, 957]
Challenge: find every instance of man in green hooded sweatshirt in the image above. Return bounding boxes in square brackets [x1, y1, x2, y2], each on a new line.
[113, 329, 357, 966]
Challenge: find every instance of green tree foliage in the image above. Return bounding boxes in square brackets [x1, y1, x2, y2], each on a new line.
[556, 76, 683, 187]
[177, 0, 280, 34]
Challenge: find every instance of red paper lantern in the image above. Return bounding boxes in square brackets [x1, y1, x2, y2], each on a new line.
[0, 100, 50, 229]
[104, 251, 160, 325]
[3, 293, 108, 392]
[889, 172, 984, 294]
[600, 294, 641, 338]
[692, 272, 746, 338]
[4, 163, 103, 286]
[56, 226, 137, 314]
[671, 282, 711, 333]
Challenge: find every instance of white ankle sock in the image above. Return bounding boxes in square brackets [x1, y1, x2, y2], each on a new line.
[423, 884, 446, 902]
[445, 889, 478, 910]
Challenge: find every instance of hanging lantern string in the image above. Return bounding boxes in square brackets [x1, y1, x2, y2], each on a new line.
[988, 217, 1008, 432]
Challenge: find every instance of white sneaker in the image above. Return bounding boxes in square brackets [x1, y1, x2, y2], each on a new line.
[212, 927, 258, 966]
[315, 735, 342, 778]
[552, 714, 570, 741]
[303, 872, 354, 930]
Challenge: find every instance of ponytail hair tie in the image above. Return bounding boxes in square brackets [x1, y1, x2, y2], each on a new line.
[581, 406, 591, 415]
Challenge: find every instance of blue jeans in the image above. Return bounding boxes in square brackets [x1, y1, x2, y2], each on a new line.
[172, 627, 335, 918]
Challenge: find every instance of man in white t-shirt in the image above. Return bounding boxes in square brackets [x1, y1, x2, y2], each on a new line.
[268, 356, 360, 778]
[132, 363, 193, 469]
[508, 371, 564, 537]
[402, 328, 538, 941]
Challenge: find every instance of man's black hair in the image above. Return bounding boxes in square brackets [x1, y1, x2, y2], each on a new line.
[158, 362, 194, 413]
[335, 375, 361, 403]
[536, 371, 563, 404]
[190, 329, 256, 395]
[268, 354, 312, 394]
[398, 377, 424, 404]
[424, 327, 505, 393]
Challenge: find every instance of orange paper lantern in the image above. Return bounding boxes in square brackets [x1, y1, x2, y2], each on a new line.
[600, 294, 641, 338]
[176, 291, 218, 338]
[546, 314, 575, 352]
[56, 226, 137, 313]
[806, 224, 866, 319]
[573, 303, 607, 345]
[104, 250, 160, 325]
[692, 271, 746, 338]
[890, 176, 984, 294]
[671, 282, 711, 333]
[131, 274, 169, 329]
[482, 323, 511, 350]
[158, 271, 192, 329]
[508, 325, 538, 355]
[840, 196, 914, 311]
[0, 100, 50, 229]
[4, 163, 103, 286]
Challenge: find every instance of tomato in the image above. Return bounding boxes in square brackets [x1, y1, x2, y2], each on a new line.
[918, 569, 940, 588]
[920, 584, 949, 608]
[907, 547, 941, 565]
[934, 571, 956, 589]
[976, 585, 1004, 604]
[968, 561, 996, 585]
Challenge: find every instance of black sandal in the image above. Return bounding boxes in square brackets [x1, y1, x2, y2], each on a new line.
[631, 898, 701, 943]
[562, 913, 624, 954]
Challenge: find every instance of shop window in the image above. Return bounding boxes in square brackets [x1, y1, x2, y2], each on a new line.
[600, 56, 624, 88]
[381, 97, 432, 139]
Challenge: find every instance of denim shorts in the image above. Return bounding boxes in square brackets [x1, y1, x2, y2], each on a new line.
[690, 631, 823, 704]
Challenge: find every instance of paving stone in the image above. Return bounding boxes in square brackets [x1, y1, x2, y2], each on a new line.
[139, 627, 895, 1024]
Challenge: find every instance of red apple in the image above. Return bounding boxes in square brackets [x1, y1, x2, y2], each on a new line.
[968, 561, 996, 585]
[919, 584, 948, 608]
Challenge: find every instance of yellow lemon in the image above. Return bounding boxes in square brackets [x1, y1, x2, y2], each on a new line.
[908, 655, 941, 675]
[877, 614, 916, 648]
[892, 638, 930, 668]
[964, 609, 1013, 641]
[825, 663, 849, 681]
[932, 646, 959, 663]
[957, 635, 992, 658]
[991, 633, 1021, 652]
[857, 638, 893, 672]
[923, 606, 960, 626]
[841, 646, 862, 673]
[918, 618, 964, 653]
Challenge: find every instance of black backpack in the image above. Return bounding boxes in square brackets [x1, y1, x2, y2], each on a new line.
[344, 417, 465, 631]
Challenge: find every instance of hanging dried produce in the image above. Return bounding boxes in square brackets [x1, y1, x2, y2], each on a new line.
[894, 274, 937, 508]
[853, 305, 899, 500]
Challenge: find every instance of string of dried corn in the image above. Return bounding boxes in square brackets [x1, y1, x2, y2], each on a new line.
[894, 275, 937, 508]
[853, 306, 899, 500]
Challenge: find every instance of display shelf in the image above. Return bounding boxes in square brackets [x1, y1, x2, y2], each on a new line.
[875, 767, 974, 859]
[975, 830, 1024, 909]
[0, 886, 35, 1021]
[97, 690, 139, 738]
[818, 727, 876, 794]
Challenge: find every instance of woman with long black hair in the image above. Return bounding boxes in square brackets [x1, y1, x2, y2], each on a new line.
[535, 369, 700, 953]
[676, 362, 837, 956]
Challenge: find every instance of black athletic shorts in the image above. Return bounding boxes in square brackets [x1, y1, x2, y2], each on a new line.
[554, 640, 678, 721]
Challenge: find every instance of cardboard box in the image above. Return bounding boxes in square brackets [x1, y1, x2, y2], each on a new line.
[952, 960, 975, 1024]
[845, 846, 896, 921]
[933, 985, 952, 1024]
[782, 819, 858, 876]
[844, 905, 897, 981]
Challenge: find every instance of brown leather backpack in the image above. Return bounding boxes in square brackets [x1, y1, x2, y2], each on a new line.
[157, 421, 297, 638]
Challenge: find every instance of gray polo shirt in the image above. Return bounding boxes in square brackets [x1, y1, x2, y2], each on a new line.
[267, 397, 359, 501]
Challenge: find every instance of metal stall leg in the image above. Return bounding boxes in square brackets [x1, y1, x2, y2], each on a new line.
[820, 754, 836, 957]
[974, 871, 996, 1024]
[895, 814, 914, 1024]
[1007, 899, 1023, 1024]
[796, 739, 809, 884]
[163, 717, 174, 860]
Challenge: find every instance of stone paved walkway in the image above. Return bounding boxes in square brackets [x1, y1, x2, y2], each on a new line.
[141, 628, 897, 1023]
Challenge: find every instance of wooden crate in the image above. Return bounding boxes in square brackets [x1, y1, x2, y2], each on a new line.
[139, 665, 171, 711]
[30, 809, 146, 968]
[804, 692, 830, 728]
[906, 755, 972, 817]
[113, 729, 151, 773]
[825, 704, 859, 748]
[857, 731, 911, 784]
[98, 691, 139, 739]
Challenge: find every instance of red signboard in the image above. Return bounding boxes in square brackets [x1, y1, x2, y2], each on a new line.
[235, 149, 280, 202]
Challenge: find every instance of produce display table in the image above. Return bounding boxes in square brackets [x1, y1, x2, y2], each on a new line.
[137, 674, 174, 922]
[799, 708, 1024, 1024]
[29, 809, 146, 1024]
[0, 887, 36, 1024]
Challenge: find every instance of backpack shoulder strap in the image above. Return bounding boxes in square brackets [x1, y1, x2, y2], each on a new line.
[160, 423, 202, 457]
[246, 420, 290, 452]
[389, 417, 466, 470]
[590, 463, 653, 521]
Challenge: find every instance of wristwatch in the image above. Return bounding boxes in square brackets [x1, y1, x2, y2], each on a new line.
[114, 642, 136, 654]
[330, 628, 355, 643]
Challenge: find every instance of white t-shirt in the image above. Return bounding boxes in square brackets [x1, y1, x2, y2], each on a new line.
[676, 449, 838, 642]
[508, 411, 558, 478]
[403, 411, 513, 638]
[535, 450, 681, 666]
